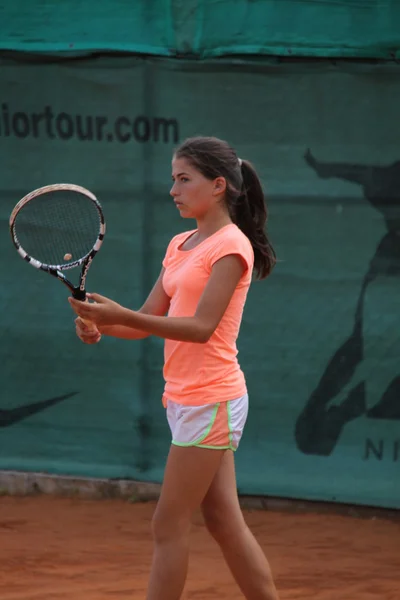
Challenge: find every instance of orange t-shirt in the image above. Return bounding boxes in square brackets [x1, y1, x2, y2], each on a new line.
[161, 223, 254, 406]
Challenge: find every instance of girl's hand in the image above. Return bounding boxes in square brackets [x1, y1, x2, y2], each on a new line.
[75, 317, 102, 344]
[68, 293, 126, 327]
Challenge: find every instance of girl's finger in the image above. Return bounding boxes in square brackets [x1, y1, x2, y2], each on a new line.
[86, 293, 106, 303]
[70, 301, 91, 317]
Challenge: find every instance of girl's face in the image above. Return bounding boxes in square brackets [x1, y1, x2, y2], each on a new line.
[170, 156, 226, 219]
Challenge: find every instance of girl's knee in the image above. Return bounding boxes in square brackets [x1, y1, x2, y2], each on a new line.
[151, 508, 191, 544]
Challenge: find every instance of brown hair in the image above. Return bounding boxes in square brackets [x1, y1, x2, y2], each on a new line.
[174, 136, 276, 279]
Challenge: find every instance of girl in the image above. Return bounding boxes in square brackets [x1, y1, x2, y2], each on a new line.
[69, 136, 279, 600]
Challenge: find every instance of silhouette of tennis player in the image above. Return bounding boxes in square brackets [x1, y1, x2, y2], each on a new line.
[295, 149, 400, 456]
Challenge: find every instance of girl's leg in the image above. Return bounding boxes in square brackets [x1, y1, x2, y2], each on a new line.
[201, 450, 279, 600]
[146, 444, 225, 600]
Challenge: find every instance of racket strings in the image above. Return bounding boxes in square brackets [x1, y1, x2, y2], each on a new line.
[13, 191, 101, 267]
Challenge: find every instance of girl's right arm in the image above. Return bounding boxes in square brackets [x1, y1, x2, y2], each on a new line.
[76, 268, 170, 342]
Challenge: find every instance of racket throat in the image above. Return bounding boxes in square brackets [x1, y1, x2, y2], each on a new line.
[47, 268, 85, 300]
[73, 256, 93, 300]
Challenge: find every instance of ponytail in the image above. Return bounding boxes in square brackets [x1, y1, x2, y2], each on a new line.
[230, 160, 276, 280]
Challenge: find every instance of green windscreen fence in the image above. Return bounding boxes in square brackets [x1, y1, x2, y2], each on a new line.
[1, 55, 399, 509]
[1, 0, 400, 58]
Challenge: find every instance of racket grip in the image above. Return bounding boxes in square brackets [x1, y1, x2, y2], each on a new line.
[80, 318, 99, 334]
[77, 296, 99, 335]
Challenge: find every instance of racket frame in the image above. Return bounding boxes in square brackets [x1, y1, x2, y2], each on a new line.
[9, 183, 106, 301]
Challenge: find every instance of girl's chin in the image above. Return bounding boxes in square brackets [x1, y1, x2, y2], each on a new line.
[177, 207, 194, 218]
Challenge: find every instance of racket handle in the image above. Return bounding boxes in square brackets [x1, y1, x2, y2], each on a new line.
[77, 296, 99, 335]
[81, 318, 99, 334]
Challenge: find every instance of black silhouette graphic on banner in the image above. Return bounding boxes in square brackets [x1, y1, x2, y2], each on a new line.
[295, 150, 400, 456]
[0, 392, 77, 428]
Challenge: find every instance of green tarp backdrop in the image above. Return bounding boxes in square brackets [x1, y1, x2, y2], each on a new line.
[1, 0, 400, 59]
[1, 55, 399, 508]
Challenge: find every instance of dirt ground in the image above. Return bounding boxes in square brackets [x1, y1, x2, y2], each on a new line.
[0, 495, 399, 600]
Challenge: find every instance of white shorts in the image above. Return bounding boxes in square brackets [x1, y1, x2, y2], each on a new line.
[165, 394, 249, 451]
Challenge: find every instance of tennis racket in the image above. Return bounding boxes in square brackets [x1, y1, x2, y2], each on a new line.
[9, 183, 106, 332]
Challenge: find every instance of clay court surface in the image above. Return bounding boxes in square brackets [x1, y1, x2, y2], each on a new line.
[1, 495, 399, 599]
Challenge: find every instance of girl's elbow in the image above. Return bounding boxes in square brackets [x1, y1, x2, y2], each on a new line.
[194, 325, 214, 343]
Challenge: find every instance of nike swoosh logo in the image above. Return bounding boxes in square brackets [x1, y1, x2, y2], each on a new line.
[0, 392, 78, 428]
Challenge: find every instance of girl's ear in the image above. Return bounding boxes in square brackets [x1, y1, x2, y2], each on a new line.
[213, 176, 227, 196]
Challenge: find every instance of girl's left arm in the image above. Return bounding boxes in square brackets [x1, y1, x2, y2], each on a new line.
[69, 254, 246, 343]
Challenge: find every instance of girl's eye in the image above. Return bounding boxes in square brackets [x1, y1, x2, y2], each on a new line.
[181, 177, 189, 183]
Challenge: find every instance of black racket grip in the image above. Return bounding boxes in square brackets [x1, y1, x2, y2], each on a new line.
[72, 288, 99, 335]
[72, 288, 86, 301]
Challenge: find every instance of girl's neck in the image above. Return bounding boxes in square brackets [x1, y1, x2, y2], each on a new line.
[195, 211, 233, 239]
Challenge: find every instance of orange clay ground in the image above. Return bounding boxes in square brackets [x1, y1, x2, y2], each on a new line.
[1, 495, 399, 599]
